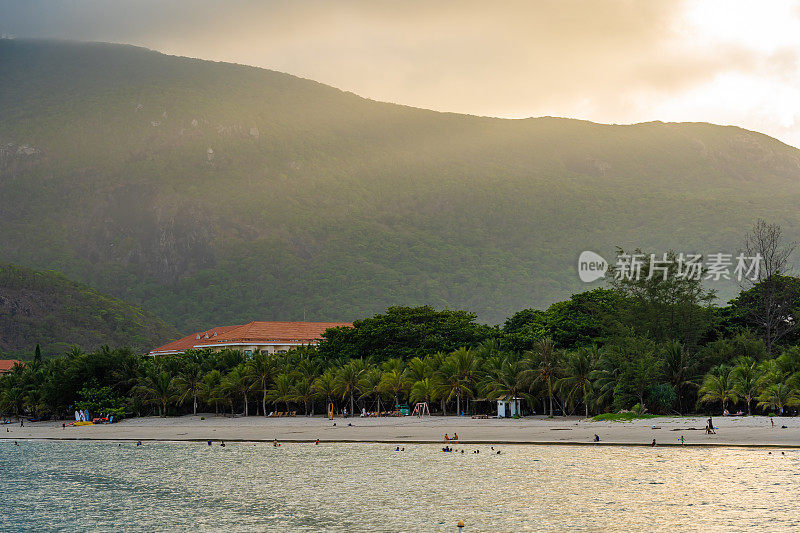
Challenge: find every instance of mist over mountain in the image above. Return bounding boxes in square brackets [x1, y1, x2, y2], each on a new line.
[2, 39, 800, 331]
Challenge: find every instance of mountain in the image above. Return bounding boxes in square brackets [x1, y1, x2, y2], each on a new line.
[0, 263, 178, 358]
[1, 39, 800, 330]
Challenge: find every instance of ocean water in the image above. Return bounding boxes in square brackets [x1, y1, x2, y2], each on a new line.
[1, 441, 799, 532]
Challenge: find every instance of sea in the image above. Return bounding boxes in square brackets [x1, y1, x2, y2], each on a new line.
[1, 441, 798, 531]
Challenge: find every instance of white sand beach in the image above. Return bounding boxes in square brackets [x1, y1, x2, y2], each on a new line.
[3, 414, 799, 447]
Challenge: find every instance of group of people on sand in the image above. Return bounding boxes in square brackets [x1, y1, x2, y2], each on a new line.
[443, 433, 458, 441]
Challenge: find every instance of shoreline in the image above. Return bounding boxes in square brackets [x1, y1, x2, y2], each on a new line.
[3, 436, 800, 448]
[3, 413, 799, 448]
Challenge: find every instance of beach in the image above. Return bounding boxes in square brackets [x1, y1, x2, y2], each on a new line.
[3, 414, 799, 447]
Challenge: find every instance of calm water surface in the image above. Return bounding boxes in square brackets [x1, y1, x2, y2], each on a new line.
[1, 441, 799, 531]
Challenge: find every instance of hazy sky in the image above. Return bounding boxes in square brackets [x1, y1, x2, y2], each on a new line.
[4, 0, 800, 146]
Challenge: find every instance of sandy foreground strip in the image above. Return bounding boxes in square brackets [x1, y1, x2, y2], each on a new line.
[3, 415, 800, 447]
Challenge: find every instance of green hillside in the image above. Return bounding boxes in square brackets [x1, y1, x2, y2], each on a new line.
[1, 39, 800, 330]
[0, 263, 178, 358]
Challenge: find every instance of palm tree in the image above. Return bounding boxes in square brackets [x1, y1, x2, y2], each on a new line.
[175, 362, 204, 415]
[110, 350, 142, 397]
[426, 352, 447, 375]
[403, 357, 429, 387]
[730, 357, 760, 415]
[267, 373, 295, 413]
[292, 377, 317, 415]
[556, 347, 597, 418]
[24, 388, 44, 418]
[775, 346, 800, 375]
[358, 367, 384, 414]
[199, 370, 224, 415]
[381, 358, 405, 375]
[590, 352, 620, 412]
[435, 347, 479, 416]
[249, 351, 274, 417]
[335, 359, 366, 416]
[313, 369, 338, 414]
[521, 338, 562, 417]
[221, 364, 255, 416]
[757, 383, 800, 415]
[66, 345, 84, 359]
[379, 369, 406, 408]
[475, 339, 503, 359]
[661, 341, 697, 414]
[0, 385, 25, 419]
[409, 378, 438, 407]
[134, 369, 177, 417]
[698, 366, 737, 413]
[483, 355, 528, 408]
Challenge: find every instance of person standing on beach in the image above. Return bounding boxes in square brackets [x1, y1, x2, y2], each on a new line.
[679, 435, 685, 445]
[771, 417, 775, 428]
[651, 439, 657, 447]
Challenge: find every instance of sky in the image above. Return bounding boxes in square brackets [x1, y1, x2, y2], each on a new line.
[3, 0, 800, 146]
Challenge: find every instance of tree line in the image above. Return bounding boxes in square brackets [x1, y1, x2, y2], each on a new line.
[2, 220, 800, 420]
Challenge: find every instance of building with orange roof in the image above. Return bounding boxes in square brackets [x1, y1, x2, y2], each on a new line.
[0, 359, 23, 374]
[149, 321, 351, 357]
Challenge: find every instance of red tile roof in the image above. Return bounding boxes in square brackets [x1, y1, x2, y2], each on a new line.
[149, 321, 351, 355]
[0, 359, 23, 373]
[148, 325, 242, 355]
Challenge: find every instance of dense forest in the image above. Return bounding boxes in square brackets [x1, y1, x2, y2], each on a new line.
[2, 39, 800, 329]
[0, 263, 177, 358]
[3, 222, 799, 421]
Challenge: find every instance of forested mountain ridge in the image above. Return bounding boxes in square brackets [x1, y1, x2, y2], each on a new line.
[0, 263, 178, 358]
[2, 38, 800, 330]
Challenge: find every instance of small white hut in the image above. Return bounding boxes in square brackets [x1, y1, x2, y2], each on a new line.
[497, 398, 523, 418]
